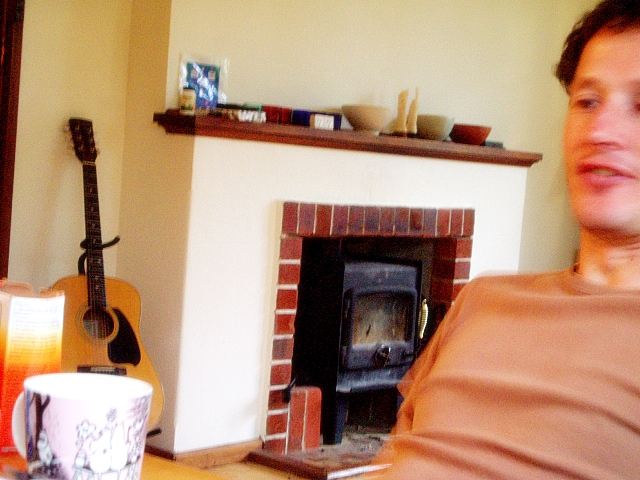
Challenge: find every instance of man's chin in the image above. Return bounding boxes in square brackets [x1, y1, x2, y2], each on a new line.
[581, 222, 640, 246]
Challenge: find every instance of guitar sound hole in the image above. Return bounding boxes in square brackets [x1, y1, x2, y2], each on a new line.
[83, 307, 115, 340]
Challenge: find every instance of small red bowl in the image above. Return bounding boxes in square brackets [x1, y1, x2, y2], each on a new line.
[449, 124, 491, 145]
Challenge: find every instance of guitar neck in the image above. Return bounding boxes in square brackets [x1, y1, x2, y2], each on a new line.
[82, 160, 108, 310]
[69, 117, 108, 311]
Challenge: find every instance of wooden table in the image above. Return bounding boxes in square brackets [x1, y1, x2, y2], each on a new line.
[142, 455, 227, 479]
[0, 453, 227, 480]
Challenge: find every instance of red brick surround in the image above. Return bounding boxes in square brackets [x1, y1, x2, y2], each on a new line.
[264, 202, 474, 453]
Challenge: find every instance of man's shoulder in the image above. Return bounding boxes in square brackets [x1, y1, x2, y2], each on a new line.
[451, 270, 574, 307]
[467, 269, 567, 291]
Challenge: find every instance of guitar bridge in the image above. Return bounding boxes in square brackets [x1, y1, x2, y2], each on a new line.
[78, 365, 127, 376]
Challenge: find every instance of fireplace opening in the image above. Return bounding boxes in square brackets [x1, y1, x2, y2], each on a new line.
[292, 237, 438, 444]
[264, 202, 473, 454]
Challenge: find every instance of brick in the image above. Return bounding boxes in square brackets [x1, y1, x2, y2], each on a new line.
[279, 237, 303, 260]
[457, 238, 473, 258]
[455, 260, 471, 280]
[266, 412, 288, 436]
[278, 263, 301, 285]
[282, 202, 299, 234]
[272, 337, 294, 361]
[276, 288, 298, 310]
[450, 209, 464, 236]
[298, 203, 316, 236]
[316, 204, 332, 236]
[304, 388, 321, 449]
[263, 438, 287, 454]
[288, 389, 306, 451]
[423, 209, 437, 237]
[409, 208, 424, 236]
[268, 389, 288, 410]
[463, 209, 475, 236]
[432, 258, 456, 279]
[274, 313, 296, 335]
[380, 207, 395, 236]
[364, 206, 381, 235]
[332, 205, 349, 236]
[430, 278, 454, 304]
[434, 237, 457, 259]
[437, 209, 451, 237]
[287, 387, 322, 452]
[348, 206, 365, 235]
[270, 363, 292, 386]
[395, 207, 409, 235]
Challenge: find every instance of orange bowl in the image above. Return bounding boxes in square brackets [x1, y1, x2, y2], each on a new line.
[449, 124, 491, 145]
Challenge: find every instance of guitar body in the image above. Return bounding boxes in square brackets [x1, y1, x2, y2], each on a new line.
[53, 274, 164, 429]
[54, 117, 164, 431]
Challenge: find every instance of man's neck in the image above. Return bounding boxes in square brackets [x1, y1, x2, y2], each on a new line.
[577, 232, 640, 289]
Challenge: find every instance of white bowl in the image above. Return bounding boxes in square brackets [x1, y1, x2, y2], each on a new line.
[416, 114, 455, 141]
[342, 104, 391, 135]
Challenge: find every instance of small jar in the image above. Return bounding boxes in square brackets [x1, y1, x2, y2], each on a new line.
[180, 88, 196, 115]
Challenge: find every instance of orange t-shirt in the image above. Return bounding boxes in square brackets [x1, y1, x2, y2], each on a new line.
[375, 270, 640, 479]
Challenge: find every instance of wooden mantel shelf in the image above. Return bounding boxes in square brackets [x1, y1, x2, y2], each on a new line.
[153, 110, 542, 168]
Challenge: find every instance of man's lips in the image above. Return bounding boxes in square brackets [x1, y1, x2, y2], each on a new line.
[583, 166, 623, 177]
[575, 160, 634, 188]
[576, 155, 634, 177]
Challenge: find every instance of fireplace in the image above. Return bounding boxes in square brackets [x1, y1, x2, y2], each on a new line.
[293, 238, 427, 444]
[265, 202, 474, 453]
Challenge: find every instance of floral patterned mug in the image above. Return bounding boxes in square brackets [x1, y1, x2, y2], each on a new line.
[12, 372, 152, 480]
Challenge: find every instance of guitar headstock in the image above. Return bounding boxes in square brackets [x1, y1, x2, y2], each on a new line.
[68, 118, 97, 163]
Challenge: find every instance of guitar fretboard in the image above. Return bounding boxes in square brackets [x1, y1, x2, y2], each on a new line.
[82, 160, 107, 310]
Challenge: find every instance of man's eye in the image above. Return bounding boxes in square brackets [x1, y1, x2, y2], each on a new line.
[574, 98, 599, 109]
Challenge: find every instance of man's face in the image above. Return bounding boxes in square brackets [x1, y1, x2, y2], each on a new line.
[563, 27, 640, 243]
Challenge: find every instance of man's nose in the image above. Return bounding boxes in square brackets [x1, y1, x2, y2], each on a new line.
[587, 101, 626, 144]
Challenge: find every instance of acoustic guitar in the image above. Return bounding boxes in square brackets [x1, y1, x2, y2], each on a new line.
[52, 118, 164, 429]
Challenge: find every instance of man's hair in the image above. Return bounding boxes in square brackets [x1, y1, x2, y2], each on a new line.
[556, 0, 640, 91]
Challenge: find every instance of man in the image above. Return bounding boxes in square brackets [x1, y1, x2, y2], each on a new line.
[374, 1, 640, 478]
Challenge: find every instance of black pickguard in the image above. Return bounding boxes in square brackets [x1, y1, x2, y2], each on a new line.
[108, 308, 141, 366]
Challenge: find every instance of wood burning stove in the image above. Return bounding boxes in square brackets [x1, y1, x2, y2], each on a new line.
[340, 261, 418, 372]
[292, 238, 425, 444]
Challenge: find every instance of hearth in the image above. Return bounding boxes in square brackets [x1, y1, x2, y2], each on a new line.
[292, 237, 436, 444]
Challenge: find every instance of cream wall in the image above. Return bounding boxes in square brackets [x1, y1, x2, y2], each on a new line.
[118, 0, 184, 452]
[10, 0, 132, 287]
[165, 0, 585, 273]
[10, 0, 596, 454]
[518, 0, 598, 270]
